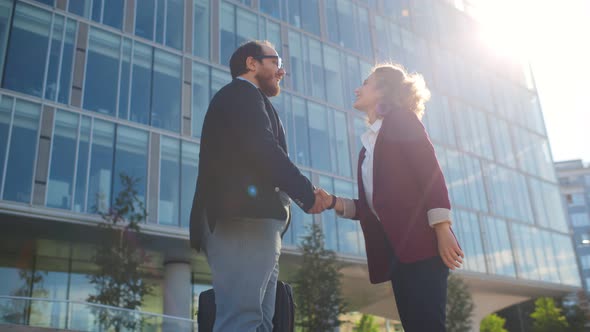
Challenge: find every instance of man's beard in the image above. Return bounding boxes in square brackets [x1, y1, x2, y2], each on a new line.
[256, 72, 280, 97]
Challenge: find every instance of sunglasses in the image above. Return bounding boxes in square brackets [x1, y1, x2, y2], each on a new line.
[253, 55, 283, 69]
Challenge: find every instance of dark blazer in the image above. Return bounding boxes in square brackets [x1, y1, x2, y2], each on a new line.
[189, 79, 315, 251]
[352, 110, 453, 284]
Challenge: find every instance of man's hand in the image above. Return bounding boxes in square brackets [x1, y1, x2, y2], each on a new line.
[307, 188, 332, 213]
[434, 222, 464, 270]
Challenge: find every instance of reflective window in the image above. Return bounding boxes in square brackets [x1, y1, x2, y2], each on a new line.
[333, 110, 351, 177]
[283, 170, 313, 246]
[571, 213, 590, 227]
[159, 136, 180, 226]
[152, 49, 181, 132]
[357, 6, 372, 58]
[535, 229, 560, 282]
[454, 104, 493, 160]
[553, 233, 582, 286]
[219, 2, 236, 67]
[308, 102, 331, 172]
[337, 0, 357, 51]
[288, 0, 320, 35]
[87, 120, 115, 213]
[292, 96, 310, 167]
[129, 42, 152, 124]
[287, 30, 304, 93]
[324, 0, 338, 43]
[512, 128, 555, 181]
[323, 45, 344, 107]
[352, 116, 366, 160]
[73, 117, 91, 212]
[192, 62, 210, 137]
[112, 126, 148, 208]
[423, 94, 456, 147]
[68, 0, 124, 30]
[260, 18, 281, 52]
[84, 28, 120, 116]
[2, 99, 40, 203]
[193, 0, 210, 59]
[34, 0, 55, 6]
[47, 111, 78, 209]
[181, 141, 199, 228]
[453, 210, 486, 273]
[211, 68, 230, 96]
[260, 0, 281, 19]
[320, 176, 338, 251]
[3, 3, 51, 98]
[489, 118, 516, 168]
[0, 0, 13, 80]
[335, 179, 360, 255]
[306, 38, 325, 100]
[529, 178, 568, 231]
[511, 223, 541, 280]
[135, 0, 183, 50]
[343, 55, 361, 108]
[481, 216, 516, 277]
[118, 39, 132, 121]
[0, 95, 12, 193]
[485, 164, 533, 223]
[45, 17, 76, 104]
[273, 93, 296, 156]
[29, 257, 69, 328]
[580, 255, 590, 270]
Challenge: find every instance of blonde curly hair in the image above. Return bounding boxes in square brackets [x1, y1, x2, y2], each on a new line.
[371, 63, 431, 120]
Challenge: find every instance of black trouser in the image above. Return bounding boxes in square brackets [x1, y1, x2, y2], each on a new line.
[388, 246, 449, 331]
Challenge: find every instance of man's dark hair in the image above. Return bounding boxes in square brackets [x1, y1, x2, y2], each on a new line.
[229, 40, 274, 79]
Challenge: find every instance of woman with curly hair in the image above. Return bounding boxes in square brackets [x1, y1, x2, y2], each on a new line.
[320, 63, 463, 331]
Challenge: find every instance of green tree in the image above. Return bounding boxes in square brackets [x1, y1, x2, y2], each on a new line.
[354, 314, 380, 332]
[480, 314, 508, 332]
[446, 273, 474, 332]
[294, 222, 346, 331]
[87, 173, 153, 332]
[530, 297, 569, 332]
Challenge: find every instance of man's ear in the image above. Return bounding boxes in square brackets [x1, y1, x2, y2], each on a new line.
[246, 56, 257, 72]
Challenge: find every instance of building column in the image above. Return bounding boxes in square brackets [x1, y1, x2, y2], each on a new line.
[163, 259, 192, 319]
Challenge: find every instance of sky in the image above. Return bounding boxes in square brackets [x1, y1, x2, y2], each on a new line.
[472, 0, 590, 163]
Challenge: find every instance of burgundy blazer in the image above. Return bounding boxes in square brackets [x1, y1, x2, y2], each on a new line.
[353, 110, 454, 284]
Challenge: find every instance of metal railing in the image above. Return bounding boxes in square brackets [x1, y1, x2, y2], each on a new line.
[0, 295, 196, 331]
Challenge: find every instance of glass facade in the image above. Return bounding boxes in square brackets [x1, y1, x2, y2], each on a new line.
[0, 0, 582, 323]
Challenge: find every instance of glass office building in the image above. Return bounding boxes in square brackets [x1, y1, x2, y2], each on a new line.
[556, 160, 590, 292]
[0, 0, 581, 330]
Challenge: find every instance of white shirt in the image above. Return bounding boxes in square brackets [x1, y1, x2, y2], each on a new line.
[360, 119, 382, 218]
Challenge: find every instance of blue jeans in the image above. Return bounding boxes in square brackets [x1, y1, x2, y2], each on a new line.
[203, 216, 287, 332]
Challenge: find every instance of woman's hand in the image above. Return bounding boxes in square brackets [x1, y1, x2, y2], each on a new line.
[434, 222, 464, 270]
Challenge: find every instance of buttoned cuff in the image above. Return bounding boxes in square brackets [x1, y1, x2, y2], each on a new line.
[336, 198, 356, 219]
[427, 208, 452, 227]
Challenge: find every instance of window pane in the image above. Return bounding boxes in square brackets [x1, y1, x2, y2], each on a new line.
[112, 126, 148, 209]
[58, 19, 76, 104]
[160, 136, 180, 226]
[68, 0, 91, 18]
[87, 120, 115, 213]
[135, 0, 155, 40]
[325, 0, 339, 44]
[83, 28, 120, 116]
[482, 216, 516, 277]
[485, 164, 533, 223]
[333, 110, 351, 177]
[323, 45, 344, 107]
[284, 171, 313, 246]
[301, 0, 320, 35]
[3, 3, 51, 98]
[292, 96, 309, 166]
[193, 0, 210, 59]
[274, 93, 296, 156]
[130, 42, 152, 125]
[307, 38, 325, 100]
[287, 0, 301, 28]
[453, 210, 486, 273]
[0, 0, 13, 80]
[338, 0, 356, 51]
[260, 0, 280, 19]
[181, 141, 199, 228]
[47, 111, 78, 209]
[166, 0, 184, 50]
[357, 6, 372, 58]
[3, 100, 40, 203]
[73, 117, 91, 213]
[118, 39, 132, 120]
[192, 62, 209, 137]
[553, 233, 581, 286]
[287, 30, 304, 93]
[91, 0, 101, 22]
[152, 49, 181, 132]
[219, 2, 235, 66]
[155, 0, 165, 44]
[236, 8, 257, 49]
[319, 176, 338, 251]
[45, 17, 76, 104]
[211, 68, 230, 96]
[335, 179, 359, 255]
[308, 102, 331, 172]
[103, 0, 124, 29]
[0, 95, 12, 191]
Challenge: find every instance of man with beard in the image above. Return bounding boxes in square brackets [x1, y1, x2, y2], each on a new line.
[190, 41, 326, 331]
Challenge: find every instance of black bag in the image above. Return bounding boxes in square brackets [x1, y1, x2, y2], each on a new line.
[197, 280, 295, 332]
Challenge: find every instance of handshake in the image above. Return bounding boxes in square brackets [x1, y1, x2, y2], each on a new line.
[307, 187, 340, 214]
